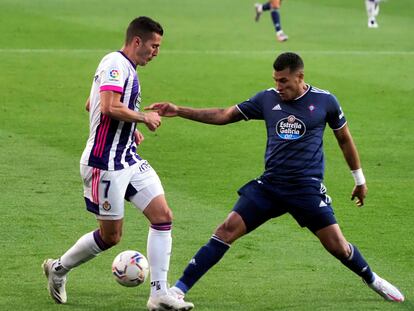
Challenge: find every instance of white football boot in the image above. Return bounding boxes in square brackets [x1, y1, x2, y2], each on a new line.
[366, 273, 405, 302]
[254, 3, 263, 22]
[147, 287, 194, 311]
[368, 17, 379, 28]
[276, 30, 289, 42]
[42, 259, 67, 304]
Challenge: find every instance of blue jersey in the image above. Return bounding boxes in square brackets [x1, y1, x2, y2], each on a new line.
[236, 85, 347, 182]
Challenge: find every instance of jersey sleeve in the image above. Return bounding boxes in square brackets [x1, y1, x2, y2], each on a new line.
[99, 55, 127, 94]
[236, 91, 265, 120]
[326, 94, 347, 130]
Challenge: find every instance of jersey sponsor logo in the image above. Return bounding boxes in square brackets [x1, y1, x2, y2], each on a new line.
[276, 115, 306, 140]
[108, 69, 120, 82]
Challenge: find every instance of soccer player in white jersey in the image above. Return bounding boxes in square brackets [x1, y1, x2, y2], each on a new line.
[365, 0, 380, 28]
[42, 16, 193, 311]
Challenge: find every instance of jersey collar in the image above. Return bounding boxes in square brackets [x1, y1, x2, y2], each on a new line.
[293, 84, 311, 101]
[118, 50, 137, 68]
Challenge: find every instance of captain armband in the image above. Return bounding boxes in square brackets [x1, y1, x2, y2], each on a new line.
[351, 168, 366, 186]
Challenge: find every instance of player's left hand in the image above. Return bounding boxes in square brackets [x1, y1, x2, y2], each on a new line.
[134, 130, 144, 145]
[351, 184, 368, 207]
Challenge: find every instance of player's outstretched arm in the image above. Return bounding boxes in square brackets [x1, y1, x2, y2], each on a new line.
[146, 102, 243, 125]
[145, 102, 179, 117]
[333, 124, 368, 207]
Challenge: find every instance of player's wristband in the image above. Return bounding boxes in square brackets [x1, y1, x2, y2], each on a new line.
[351, 168, 366, 186]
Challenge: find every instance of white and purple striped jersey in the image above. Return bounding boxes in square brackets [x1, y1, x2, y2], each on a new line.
[80, 51, 142, 171]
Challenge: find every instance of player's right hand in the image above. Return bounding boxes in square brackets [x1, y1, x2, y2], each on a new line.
[145, 102, 178, 117]
[143, 111, 161, 131]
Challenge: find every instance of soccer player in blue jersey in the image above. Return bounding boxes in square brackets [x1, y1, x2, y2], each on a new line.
[255, 0, 288, 42]
[146, 52, 405, 305]
[42, 16, 193, 311]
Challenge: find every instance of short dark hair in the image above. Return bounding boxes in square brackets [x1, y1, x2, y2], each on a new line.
[273, 52, 304, 72]
[125, 16, 163, 44]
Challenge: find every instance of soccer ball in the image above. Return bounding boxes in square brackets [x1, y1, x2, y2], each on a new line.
[112, 250, 149, 287]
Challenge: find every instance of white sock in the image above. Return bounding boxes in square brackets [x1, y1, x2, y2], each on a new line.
[56, 231, 104, 274]
[365, 0, 376, 18]
[147, 226, 172, 296]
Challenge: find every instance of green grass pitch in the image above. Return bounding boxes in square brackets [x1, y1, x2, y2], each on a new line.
[0, 0, 413, 310]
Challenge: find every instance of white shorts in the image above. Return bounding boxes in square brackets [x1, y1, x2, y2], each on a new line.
[80, 160, 164, 220]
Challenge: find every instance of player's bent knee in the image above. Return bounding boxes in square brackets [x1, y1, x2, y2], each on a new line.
[159, 210, 173, 223]
[324, 240, 351, 259]
[337, 242, 352, 259]
[316, 224, 351, 259]
[214, 221, 245, 244]
[143, 196, 173, 223]
[214, 226, 235, 244]
[150, 207, 173, 223]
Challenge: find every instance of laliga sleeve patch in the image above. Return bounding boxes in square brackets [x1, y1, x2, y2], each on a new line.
[108, 68, 121, 82]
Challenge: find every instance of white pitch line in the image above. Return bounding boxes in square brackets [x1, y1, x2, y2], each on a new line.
[0, 48, 109, 54]
[0, 48, 413, 55]
[164, 50, 414, 56]
[165, 50, 414, 56]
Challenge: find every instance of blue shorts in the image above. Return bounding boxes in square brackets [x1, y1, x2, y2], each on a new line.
[232, 178, 337, 233]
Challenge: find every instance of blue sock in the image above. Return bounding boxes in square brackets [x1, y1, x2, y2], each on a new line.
[175, 236, 230, 293]
[340, 244, 375, 283]
[262, 2, 271, 11]
[270, 9, 282, 32]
